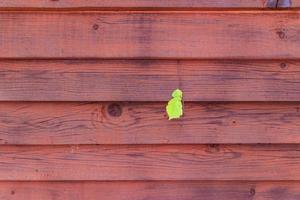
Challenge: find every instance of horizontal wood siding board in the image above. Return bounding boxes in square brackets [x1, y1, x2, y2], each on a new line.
[1, 102, 300, 144]
[1, 181, 300, 200]
[0, 145, 299, 180]
[0, 11, 299, 59]
[0, 60, 300, 101]
[0, 0, 276, 9]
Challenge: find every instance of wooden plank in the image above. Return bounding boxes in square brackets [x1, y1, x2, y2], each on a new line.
[1, 102, 300, 144]
[0, 0, 277, 9]
[1, 60, 300, 101]
[0, 145, 299, 180]
[1, 181, 300, 200]
[0, 11, 299, 59]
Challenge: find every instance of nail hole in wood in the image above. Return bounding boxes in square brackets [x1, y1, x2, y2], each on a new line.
[280, 63, 288, 69]
[276, 30, 286, 39]
[93, 24, 99, 30]
[249, 188, 256, 196]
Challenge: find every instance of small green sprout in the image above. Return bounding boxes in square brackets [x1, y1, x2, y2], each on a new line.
[166, 89, 183, 120]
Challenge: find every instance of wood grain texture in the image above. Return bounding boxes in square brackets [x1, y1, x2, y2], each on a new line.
[0, 11, 299, 59]
[1, 102, 300, 144]
[0, 0, 277, 9]
[1, 60, 300, 101]
[0, 145, 299, 181]
[1, 181, 300, 200]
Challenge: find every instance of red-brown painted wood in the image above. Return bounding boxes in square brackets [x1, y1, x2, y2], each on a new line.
[1, 181, 300, 200]
[0, 11, 299, 59]
[1, 2, 300, 199]
[0, 0, 277, 9]
[0, 145, 299, 181]
[0, 60, 299, 101]
[1, 102, 300, 144]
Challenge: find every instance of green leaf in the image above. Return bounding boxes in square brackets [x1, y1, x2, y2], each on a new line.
[166, 89, 183, 120]
[172, 88, 183, 99]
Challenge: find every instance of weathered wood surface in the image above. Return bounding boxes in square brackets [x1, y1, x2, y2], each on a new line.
[1, 102, 300, 144]
[0, 145, 299, 181]
[0, 60, 300, 101]
[1, 0, 300, 198]
[0, 11, 299, 59]
[0, 0, 278, 9]
[1, 181, 300, 200]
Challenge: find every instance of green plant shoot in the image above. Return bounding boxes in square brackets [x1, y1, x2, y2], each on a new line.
[166, 89, 183, 120]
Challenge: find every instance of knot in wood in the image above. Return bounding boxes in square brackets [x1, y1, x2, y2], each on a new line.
[107, 103, 122, 117]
